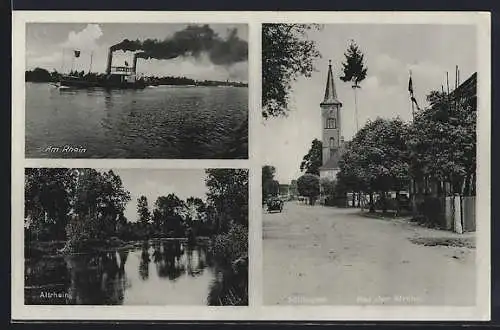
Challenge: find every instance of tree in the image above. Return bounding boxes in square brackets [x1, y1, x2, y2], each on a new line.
[340, 40, 368, 132]
[185, 197, 206, 222]
[184, 197, 207, 238]
[289, 180, 298, 199]
[70, 169, 130, 239]
[25, 67, 52, 82]
[137, 195, 151, 225]
[406, 89, 476, 196]
[337, 118, 409, 212]
[336, 142, 369, 209]
[262, 24, 322, 118]
[206, 169, 248, 232]
[297, 174, 320, 205]
[153, 194, 185, 236]
[262, 165, 280, 202]
[320, 177, 338, 206]
[25, 168, 132, 247]
[24, 168, 77, 240]
[300, 138, 323, 175]
[320, 178, 336, 197]
[96, 170, 131, 236]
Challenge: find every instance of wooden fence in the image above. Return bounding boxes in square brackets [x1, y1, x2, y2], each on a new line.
[428, 195, 475, 233]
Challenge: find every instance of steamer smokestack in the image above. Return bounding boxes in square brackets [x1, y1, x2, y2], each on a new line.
[106, 48, 113, 75]
[132, 54, 138, 74]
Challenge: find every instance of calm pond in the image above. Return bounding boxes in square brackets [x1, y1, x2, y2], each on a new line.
[25, 240, 247, 305]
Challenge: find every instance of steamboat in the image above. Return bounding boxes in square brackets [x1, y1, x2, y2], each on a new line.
[59, 48, 146, 89]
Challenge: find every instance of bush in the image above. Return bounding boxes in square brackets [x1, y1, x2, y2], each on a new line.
[208, 223, 248, 306]
[324, 196, 347, 207]
[211, 223, 248, 264]
[414, 197, 445, 228]
[374, 196, 411, 212]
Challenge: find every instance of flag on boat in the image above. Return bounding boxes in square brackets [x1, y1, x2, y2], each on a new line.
[74, 50, 81, 58]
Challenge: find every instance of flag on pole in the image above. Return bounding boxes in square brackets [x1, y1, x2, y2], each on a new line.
[408, 72, 414, 96]
[408, 70, 420, 113]
[74, 50, 81, 58]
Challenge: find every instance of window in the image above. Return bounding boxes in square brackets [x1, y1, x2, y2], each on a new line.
[326, 117, 336, 129]
[329, 137, 335, 149]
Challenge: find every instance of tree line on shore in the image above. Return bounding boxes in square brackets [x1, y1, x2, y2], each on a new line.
[25, 67, 248, 87]
[24, 168, 248, 260]
[25, 168, 249, 305]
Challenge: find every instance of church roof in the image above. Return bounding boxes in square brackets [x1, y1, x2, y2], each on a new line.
[320, 60, 342, 106]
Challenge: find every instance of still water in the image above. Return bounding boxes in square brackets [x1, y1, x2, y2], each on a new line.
[25, 83, 248, 159]
[25, 240, 246, 305]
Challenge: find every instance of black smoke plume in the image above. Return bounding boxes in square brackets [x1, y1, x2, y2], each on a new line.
[110, 25, 247, 66]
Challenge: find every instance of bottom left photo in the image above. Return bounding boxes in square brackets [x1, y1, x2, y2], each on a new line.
[23, 167, 248, 306]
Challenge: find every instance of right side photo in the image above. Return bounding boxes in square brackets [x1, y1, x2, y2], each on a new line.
[261, 23, 477, 306]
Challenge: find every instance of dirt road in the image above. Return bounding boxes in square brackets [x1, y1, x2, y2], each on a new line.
[263, 202, 476, 306]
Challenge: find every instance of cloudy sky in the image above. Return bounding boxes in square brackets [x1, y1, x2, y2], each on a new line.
[26, 23, 248, 82]
[261, 24, 477, 183]
[104, 169, 209, 222]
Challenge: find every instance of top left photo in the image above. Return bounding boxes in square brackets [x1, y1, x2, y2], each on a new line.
[24, 23, 248, 159]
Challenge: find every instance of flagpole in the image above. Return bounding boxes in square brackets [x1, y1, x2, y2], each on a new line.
[409, 70, 415, 121]
[408, 69, 416, 215]
[89, 51, 93, 74]
[411, 96, 415, 121]
[353, 84, 359, 132]
[61, 48, 65, 73]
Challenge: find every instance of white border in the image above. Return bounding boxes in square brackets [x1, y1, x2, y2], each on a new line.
[12, 11, 491, 321]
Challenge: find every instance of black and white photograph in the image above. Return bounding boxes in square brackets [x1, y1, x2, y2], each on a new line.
[12, 11, 490, 321]
[262, 23, 479, 306]
[24, 168, 248, 305]
[25, 23, 248, 159]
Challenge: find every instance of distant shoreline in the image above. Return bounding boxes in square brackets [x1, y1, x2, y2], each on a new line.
[25, 68, 248, 87]
[26, 81, 249, 88]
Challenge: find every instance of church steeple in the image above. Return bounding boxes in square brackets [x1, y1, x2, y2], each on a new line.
[320, 59, 343, 172]
[321, 60, 342, 106]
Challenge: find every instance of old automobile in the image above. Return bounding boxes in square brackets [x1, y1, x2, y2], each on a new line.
[266, 197, 284, 213]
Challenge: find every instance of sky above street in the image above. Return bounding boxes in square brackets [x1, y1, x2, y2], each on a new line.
[261, 24, 477, 183]
[26, 23, 248, 82]
[104, 169, 209, 223]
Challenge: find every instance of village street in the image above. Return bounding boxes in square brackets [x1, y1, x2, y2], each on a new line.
[263, 202, 476, 306]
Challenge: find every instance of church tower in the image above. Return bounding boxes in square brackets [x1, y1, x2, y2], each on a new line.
[319, 60, 343, 180]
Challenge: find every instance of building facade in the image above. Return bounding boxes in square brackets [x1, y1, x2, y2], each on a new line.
[319, 60, 344, 181]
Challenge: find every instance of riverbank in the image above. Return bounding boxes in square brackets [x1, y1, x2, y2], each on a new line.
[26, 236, 212, 257]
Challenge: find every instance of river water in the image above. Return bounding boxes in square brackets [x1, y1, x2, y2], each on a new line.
[25, 240, 247, 305]
[25, 83, 248, 159]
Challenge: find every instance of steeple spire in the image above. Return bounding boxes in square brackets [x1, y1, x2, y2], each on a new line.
[321, 59, 341, 106]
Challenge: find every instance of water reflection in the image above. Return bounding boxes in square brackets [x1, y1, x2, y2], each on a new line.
[152, 240, 185, 281]
[25, 240, 247, 305]
[25, 83, 248, 159]
[139, 241, 150, 280]
[64, 251, 129, 305]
